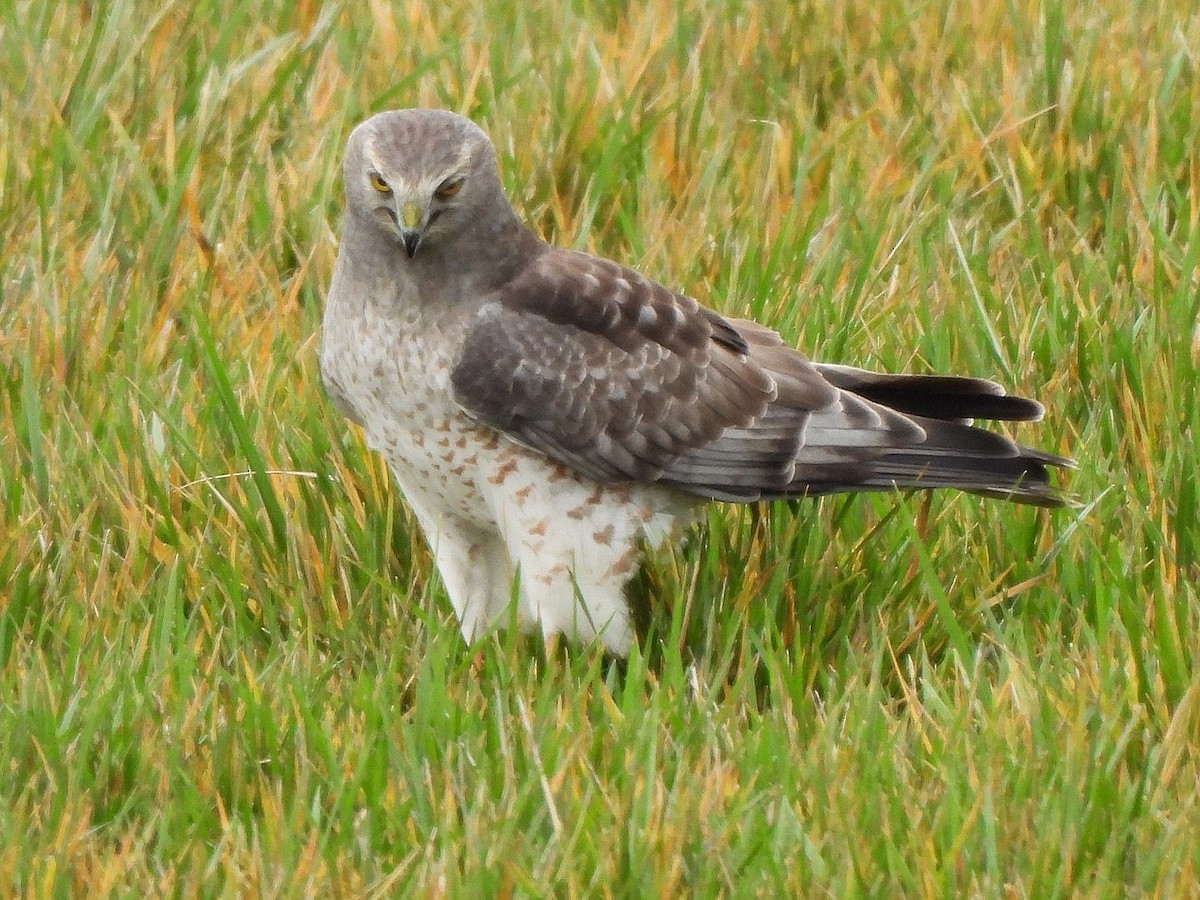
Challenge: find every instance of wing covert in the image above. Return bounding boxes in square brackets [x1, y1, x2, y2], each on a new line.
[449, 251, 786, 486]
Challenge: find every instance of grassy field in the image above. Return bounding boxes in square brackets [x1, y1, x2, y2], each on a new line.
[2, 0, 1198, 895]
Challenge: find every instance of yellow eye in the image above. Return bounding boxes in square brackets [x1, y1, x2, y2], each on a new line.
[369, 173, 391, 193]
[434, 178, 463, 200]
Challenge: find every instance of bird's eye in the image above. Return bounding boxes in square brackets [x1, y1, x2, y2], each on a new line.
[434, 178, 464, 200]
[369, 173, 391, 194]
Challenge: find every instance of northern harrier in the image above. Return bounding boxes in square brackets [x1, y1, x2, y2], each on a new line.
[321, 109, 1070, 655]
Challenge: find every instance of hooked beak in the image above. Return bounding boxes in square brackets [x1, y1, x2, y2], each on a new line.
[397, 200, 425, 259]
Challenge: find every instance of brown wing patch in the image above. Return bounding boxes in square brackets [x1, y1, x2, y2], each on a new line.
[450, 251, 782, 485]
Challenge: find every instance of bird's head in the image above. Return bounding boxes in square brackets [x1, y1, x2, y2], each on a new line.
[342, 109, 499, 259]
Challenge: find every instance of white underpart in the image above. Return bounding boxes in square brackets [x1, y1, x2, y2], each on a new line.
[322, 294, 695, 654]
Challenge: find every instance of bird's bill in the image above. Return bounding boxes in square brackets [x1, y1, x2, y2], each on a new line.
[398, 200, 424, 258]
[400, 229, 422, 258]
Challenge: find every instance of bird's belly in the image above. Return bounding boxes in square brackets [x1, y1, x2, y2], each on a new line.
[367, 411, 499, 530]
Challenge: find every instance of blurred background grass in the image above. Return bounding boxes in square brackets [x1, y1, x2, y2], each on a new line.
[1, 0, 1197, 895]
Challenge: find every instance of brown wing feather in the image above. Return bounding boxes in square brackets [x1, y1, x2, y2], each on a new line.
[450, 250, 1070, 505]
[450, 251, 789, 485]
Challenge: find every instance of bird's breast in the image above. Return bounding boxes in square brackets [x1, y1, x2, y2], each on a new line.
[321, 298, 500, 520]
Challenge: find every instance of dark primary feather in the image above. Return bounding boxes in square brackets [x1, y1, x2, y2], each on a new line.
[812, 363, 1045, 423]
[450, 249, 1071, 506]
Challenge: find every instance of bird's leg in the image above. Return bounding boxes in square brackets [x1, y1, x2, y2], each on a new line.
[411, 512, 513, 644]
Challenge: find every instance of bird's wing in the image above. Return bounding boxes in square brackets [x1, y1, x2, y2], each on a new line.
[449, 249, 929, 501]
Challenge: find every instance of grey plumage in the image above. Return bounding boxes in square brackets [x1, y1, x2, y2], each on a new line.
[448, 247, 1069, 505]
[321, 108, 1072, 654]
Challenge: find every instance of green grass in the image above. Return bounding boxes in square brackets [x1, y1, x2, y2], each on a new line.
[2, 0, 1198, 895]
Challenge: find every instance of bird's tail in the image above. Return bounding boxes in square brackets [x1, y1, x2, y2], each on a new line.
[803, 365, 1073, 507]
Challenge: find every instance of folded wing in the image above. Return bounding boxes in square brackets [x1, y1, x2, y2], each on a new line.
[449, 248, 1071, 506]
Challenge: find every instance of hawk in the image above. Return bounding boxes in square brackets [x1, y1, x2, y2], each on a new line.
[321, 108, 1070, 656]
